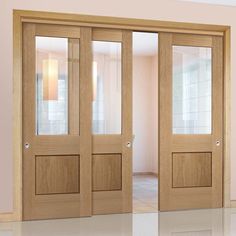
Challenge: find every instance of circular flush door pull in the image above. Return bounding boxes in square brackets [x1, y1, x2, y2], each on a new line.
[126, 142, 132, 148]
[216, 141, 220, 146]
[25, 142, 30, 149]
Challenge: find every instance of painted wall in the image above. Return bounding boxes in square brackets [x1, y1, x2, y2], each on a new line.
[133, 56, 158, 174]
[0, 0, 236, 213]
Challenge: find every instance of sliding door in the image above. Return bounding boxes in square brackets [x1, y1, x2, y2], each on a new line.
[23, 23, 92, 220]
[23, 24, 133, 220]
[159, 33, 223, 211]
[91, 29, 133, 214]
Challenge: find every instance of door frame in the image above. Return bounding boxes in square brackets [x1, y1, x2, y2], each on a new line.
[11, 9, 230, 221]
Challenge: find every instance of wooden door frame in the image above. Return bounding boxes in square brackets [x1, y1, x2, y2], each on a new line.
[9, 9, 230, 222]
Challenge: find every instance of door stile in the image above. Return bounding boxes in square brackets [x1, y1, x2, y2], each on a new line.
[158, 33, 173, 211]
[23, 23, 36, 219]
[212, 36, 223, 207]
[68, 38, 80, 135]
[79, 27, 93, 216]
[122, 30, 133, 212]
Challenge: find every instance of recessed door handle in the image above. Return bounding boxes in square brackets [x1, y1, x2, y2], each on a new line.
[216, 141, 220, 146]
[25, 142, 30, 149]
[126, 141, 132, 148]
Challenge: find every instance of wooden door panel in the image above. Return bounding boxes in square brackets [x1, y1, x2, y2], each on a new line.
[23, 24, 132, 219]
[92, 135, 122, 153]
[172, 34, 212, 47]
[92, 28, 122, 42]
[172, 152, 212, 188]
[93, 154, 122, 191]
[30, 193, 81, 220]
[23, 23, 92, 220]
[91, 29, 133, 215]
[68, 38, 80, 135]
[35, 24, 81, 38]
[34, 136, 80, 155]
[78, 27, 93, 217]
[172, 135, 212, 152]
[159, 32, 223, 211]
[35, 155, 80, 195]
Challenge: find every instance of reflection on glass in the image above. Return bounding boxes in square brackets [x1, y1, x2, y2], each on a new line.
[172, 46, 212, 134]
[92, 41, 122, 134]
[36, 36, 68, 135]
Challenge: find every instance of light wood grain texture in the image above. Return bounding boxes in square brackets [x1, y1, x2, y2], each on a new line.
[93, 135, 122, 153]
[35, 24, 80, 38]
[159, 33, 223, 211]
[0, 213, 15, 222]
[36, 155, 79, 194]
[34, 136, 80, 155]
[30, 193, 81, 220]
[69, 38, 80, 135]
[224, 28, 231, 208]
[23, 18, 225, 36]
[12, 11, 23, 221]
[16, 10, 228, 35]
[172, 135, 212, 152]
[23, 23, 36, 220]
[79, 27, 92, 216]
[172, 34, 212, 47]
[92, 29, 133, 215]
[22, 23, 83, 220]
[172, 152, 212, 188]
[93, 154, 122, 191]
[121, 30, 133, 213]
[93, 191, 123, 214]
[211, 36, 223, 207]
[92, 28, 122, 42]
[158, 33, 172, 211]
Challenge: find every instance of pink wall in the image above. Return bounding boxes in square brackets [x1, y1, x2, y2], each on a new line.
[0, 0, 236, 213]
[133, 56, 158, 174]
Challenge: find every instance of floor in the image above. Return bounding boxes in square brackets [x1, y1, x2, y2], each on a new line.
[133, 174, 158, 213]
[1, 175, 233, 235]
[1, 208, 236, 235]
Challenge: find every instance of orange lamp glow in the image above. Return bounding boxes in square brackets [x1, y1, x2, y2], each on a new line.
[43, 59, 59, 100]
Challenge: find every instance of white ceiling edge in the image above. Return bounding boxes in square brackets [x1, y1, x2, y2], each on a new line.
[180, 0, 236, 6]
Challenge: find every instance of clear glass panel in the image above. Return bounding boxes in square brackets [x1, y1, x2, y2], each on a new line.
[172, 46, 212, 134]
[36, 36, 68, 135]
[92, 41, 122, 134]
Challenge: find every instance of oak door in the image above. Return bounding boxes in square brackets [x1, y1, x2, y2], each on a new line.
[23, 24, 133, 219]
[91, 29, 133, 214]
[159, 33, 223, 211]
[23, 23, 92, 220]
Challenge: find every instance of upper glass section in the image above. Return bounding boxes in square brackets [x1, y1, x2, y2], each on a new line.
[36, 36, 69, 135]
[172, 46, 212, 134]
[92, 41, 122, 134]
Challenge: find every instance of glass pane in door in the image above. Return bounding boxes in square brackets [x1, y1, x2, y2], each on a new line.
[172, 46, 212, 134]
[92, 41, 122, 134]
[36, 36, 69, 135]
